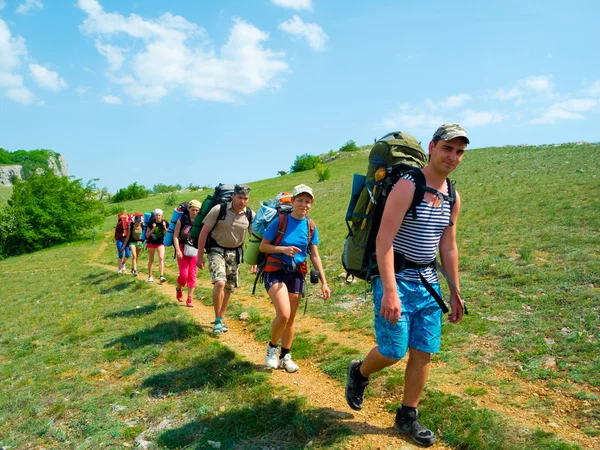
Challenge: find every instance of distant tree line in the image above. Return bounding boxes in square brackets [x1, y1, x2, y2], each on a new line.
[0, 171, 103, 258]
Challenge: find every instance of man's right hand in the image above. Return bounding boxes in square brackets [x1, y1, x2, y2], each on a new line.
[197, 255, 206, 269]
[380, 291, 401, 323]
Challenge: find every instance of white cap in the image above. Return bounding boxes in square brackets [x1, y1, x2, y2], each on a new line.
[153, 208, 163, 215]
[292, 184, 314, 199]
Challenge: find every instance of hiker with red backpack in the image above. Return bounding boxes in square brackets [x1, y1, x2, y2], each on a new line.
[260, 184, 330, 373]
[173, 200, 201, 307]
[114, 213, 131, 274]
[146, 208, 169, 283]
[196, 184, 255, 334]
[345, 124, 469, 447]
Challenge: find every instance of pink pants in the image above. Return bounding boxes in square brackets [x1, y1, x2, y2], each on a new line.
[177, 246, 198, 288]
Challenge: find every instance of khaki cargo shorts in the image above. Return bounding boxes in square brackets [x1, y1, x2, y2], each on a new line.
[208, 247, 239, 292]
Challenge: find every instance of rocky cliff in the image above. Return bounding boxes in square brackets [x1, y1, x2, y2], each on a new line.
[0, 151, 68, 186]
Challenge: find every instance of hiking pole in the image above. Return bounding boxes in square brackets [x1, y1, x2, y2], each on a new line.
[361, 167, 387, 230]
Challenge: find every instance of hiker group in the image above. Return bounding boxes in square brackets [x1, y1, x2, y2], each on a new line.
[113, 122, 470, 447]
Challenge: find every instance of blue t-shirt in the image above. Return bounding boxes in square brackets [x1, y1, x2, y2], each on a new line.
[262, 215, 320, 268]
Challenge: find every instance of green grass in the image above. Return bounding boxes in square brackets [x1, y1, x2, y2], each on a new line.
[3, 141, 598, 448]
[0, 241, 350, 449]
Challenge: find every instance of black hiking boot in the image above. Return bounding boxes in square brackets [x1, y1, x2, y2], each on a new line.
[345, 360, 369, 411]
[394, 407, 436, 447]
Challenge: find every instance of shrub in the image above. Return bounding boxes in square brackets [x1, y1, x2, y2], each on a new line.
[339, 140, 358, 152]
[1, 171, 103, 257]
[290, 154, 322, 173]
[277, 170, 287, 176]
[153, 183, 182, 194]
[187, 183, 201, 191]
[315, 165, 331, 182]
[164, 191, 178, 206]
[112, 182, 149, 203]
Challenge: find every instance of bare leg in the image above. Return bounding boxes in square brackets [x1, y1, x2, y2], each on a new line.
[218, 289, 232, 318]
[157, 245, 165, 276]
[212, 281, 225, 318]
[402, 348, 431, 407]
[281, 293, 302, 349]
[267, 283, 291, 345]
[359, 346, 400, 377]
[147, 247, 155, 278]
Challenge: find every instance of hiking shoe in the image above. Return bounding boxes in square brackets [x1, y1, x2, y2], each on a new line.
[212, 321, 223, 335]
[176, 287, 183, 302]
[117, 268, 123, 274]
[394, 409, 436, 447]
[186, 297, 193, 307]
[345, 360, 369, 411]
[159, 275, 167, 283]
[131, 269, 138, 276]
[266, 344, 279, 369]
[221, 322, 229, 333]
[148, 276, 154, 283]
[279, 353, 299, 373]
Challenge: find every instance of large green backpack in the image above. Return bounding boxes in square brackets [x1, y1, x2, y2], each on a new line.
[341, 131, 428, 281]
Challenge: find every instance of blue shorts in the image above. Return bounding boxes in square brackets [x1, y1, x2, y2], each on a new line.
[116, 240, 131, 259]
[264, 270, 305, 295]
[372, 276, 443, 359]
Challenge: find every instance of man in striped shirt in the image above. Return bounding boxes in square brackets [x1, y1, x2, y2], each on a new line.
[345, 123, 469, 447]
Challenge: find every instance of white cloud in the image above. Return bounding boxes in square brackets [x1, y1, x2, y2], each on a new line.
[6, 87, 35, 103]
[531, 99, 598, 124]
[102, 94, 121, 104]
[382, 104, 445, 130]
[586, 80, 600, 96]
[76, 86, 89, 95]
[271, 0, 313, 11]
[16, 0, 43, 15]
[29, 63, 68, 91]
[278, 15, 327, 52]
[95, 42, 126, 72]
[440, 93, 472, 108]
[77, 0, 289, 104]
[0, 17, 40, 104]
[460, 109, 504, 127]
[493, 75, 554, 102]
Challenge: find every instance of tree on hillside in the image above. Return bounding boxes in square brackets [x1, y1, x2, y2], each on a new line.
[0, 171, 103, 258]
[111, 182, 149, 203]
[290, 154, 322, 173]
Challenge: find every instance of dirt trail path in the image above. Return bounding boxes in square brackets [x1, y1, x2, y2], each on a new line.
[88, 237, 598, 448]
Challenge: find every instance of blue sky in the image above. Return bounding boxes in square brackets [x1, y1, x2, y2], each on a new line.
[1, 0, 599, 192]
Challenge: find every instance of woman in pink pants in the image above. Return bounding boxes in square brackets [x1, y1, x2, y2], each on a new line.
[173, 200, 201, 307]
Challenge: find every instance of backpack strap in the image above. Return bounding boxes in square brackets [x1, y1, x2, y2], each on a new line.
[407, 168, 427, 219]
[264, 213, 289, 272]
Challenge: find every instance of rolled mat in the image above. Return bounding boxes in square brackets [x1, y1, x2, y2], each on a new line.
[141, 212, 151, 241]
[163, 208, 184, 247]
[244, 232, 262, 265]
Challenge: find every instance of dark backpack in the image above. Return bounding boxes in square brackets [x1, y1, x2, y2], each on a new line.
[251, 209, 314, 295]
[189, 183, 252, 252]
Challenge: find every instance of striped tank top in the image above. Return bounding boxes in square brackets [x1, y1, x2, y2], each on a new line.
[392, 173, 453, 284]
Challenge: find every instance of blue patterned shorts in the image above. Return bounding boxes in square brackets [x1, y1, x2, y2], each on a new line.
[372, 276, 443, 359]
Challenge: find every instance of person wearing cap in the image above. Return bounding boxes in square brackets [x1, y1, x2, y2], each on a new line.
[345, 123, 469, 447]
[114, 212, 131, 274]
[173, 200, 201, 307]
[146, 208, 169, 283]
[196, 184, 255, 334]
[122, 213, 145, 276]
[259, 184, 331, 373]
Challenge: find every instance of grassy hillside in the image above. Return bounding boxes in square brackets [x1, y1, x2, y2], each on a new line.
[104, 142, 600, 387]
[1, 141, 598, 448]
